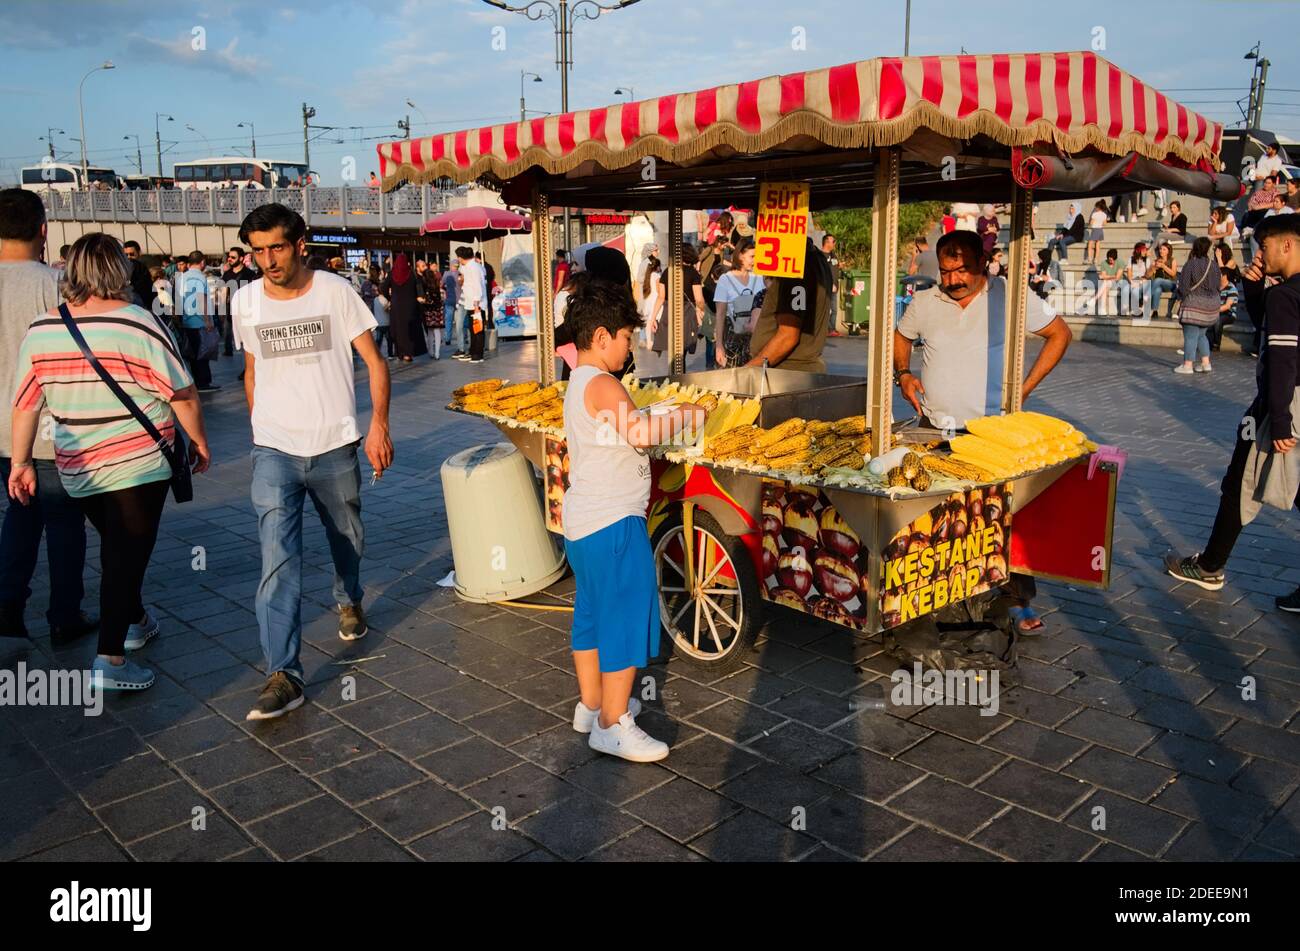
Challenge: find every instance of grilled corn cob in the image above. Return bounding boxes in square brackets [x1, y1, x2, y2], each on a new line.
[696, 392, 720, 412]
[753, 418, 806, 450]
[490, 396, 527, 416]
[762, 432, 814, 458]
[495, 381, 540, 400]
[454, 379, 505, 398]
[833, 415, 868, 436]
[900, 451, 924, 480]
[910, 469, 933, 491]
[766, 449, 815, 470]
[706, 424, 759, 458]
[886, 467, 910, 488]
[921, 454, 993, 482]
[815, 444, 865, 470]
[516, 385, 559, 411]
[807, 420, 838, 438]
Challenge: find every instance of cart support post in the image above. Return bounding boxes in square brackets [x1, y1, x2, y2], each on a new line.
[668, 207, 685, 376]
[1002, 184, 1032, 413]
[532, 186, 556, 387]
[867, 146, 900, 458]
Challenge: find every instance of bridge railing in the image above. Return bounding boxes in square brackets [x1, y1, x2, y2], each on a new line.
[38, 184, 469, 231]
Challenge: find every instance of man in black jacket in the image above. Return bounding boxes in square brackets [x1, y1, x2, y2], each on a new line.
[123, 240, 154, 311]
[1165, 214, 1300, 611]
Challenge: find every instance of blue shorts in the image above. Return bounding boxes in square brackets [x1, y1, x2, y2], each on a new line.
[564, 516, 661, 672]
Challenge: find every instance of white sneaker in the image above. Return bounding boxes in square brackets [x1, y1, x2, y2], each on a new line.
[1117, 215, 1127, 223]
[123, 610, 159, 651]
[588, 712, 669, 762]
[1173, 364, 1194, 374]
[572, 697, 642, 734]
[1136, 208, 1149, 217]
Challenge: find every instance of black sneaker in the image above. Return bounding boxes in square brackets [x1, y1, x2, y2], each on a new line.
[1163, 552, 1225, 591]
[245, 672, 305, 721]
[1277, 588, 1300, 614]
[50, 611, 99, 648]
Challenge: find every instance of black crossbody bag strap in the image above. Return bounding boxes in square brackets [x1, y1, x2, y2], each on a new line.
[58, 304, 188, 482]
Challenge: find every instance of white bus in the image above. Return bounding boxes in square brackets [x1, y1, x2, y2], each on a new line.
[20, 162, 118, 192]
[172, 157, 311, 189]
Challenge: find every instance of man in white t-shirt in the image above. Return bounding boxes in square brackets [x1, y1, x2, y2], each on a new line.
[231, 203, 393, 721]
[1254, 142, 1284, 182]
[453, 246, 488, 363]
[893, 229, 1072, 635]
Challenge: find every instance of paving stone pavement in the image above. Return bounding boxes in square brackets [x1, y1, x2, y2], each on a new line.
[2, 334, 1298, 862]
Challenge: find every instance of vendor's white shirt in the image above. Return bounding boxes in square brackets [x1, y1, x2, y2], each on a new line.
[459, 259, 487, 309]
[232, 270, 377, 457]
[1089, 210, 1108, 228]
[897, 276, 1055, 429]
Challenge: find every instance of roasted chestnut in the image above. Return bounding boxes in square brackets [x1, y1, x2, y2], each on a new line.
[783, 496, 819, 552]
[931, 509, 952, 545]
[989, 522, 1005, 552]
[770, 586, 808, 611]
[907, 531, 929, 555]
[762, 533, 780, 579]
[810, 596, 854, 625]
[985, 553, 1008, 584]
[951, 511, 969, 539]
[777, 548, 814, 599]
[969, 492, 984, 520]
[813, 549, 859, 603]
[762, 496, 783, 537]
[985, 493, 1004, 523]
[818, 506, 861, 560]
[885, 533, 910, 561]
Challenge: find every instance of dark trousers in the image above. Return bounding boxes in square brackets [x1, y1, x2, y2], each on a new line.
[375, 326, 393, 357]
[77, 479, 169, 656]
[0, 458, 87, 625]
[1201, 420, 1300, 572]
[183, 328, 212, 387]
[469, 309, 485, 360]
[219, 313, 234, 356]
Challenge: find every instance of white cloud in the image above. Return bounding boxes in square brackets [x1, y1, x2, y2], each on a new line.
[124, 31, 268, 80]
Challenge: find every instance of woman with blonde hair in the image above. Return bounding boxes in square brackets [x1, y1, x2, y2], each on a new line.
[8, 233, 210, 691]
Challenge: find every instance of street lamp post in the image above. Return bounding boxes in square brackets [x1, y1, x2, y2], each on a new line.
[237, 121, 257, 157]
[77, 61, 114, 182]
[904, 0, 911, 55]
[123, 134, 143, 173]
[186, 124, 212, 153]
[520, 71, 543, 122]
[613, 85, 634, 102]
[40, 128, 65, 160]
[155, 113, 174, 178]
[481, 0, 642, 251]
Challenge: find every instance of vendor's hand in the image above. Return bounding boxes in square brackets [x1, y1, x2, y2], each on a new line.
[188, 439, 211, 474]
[7, 466, 35, 506]
[716, 349, 727, 368]
[1274, 437, 1296, 454]
[900, 374, 925, 414]
[365, 425, 394, 476]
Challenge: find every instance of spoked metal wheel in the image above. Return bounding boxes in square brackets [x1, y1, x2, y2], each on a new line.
[651, 508, 761, 675]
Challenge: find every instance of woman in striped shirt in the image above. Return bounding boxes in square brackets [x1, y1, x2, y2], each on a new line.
[8, 233, 211, 691]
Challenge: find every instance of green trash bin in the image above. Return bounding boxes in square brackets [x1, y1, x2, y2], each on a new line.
[844, 270, 871, 332]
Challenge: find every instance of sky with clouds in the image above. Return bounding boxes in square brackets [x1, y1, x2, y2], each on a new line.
[1, 0, 1296, 185]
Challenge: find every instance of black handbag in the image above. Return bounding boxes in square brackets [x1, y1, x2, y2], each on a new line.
[58, 304, 193, 503]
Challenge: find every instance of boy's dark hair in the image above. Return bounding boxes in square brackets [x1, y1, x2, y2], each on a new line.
[567, 277, 642, 350]
[0, 189, 46, 242]
[230, 245, 244, 256]
[238, 202, 306, 244]
[123, 239, 142, 253]
[1254, 212, 1300, 244]
[59, 244, 71, 258]
[455, 245, 474, 260]
[188, 250, 206, 266]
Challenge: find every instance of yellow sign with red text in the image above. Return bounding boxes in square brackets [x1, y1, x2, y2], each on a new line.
[754, 181, 809, 279]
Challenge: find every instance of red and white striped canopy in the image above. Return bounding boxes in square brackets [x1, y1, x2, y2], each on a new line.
[379, 51, 1222, 190]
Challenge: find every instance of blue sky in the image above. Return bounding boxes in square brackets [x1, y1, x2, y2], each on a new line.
[1, 0, 1297, 186]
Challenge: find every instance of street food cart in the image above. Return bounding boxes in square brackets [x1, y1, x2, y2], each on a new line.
[380, 51, 1238, 674]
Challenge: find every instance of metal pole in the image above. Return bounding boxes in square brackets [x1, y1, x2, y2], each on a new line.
[867, 147, 900, 459]
[155, 114, 164, 178]
[558, 0, 571, 254]
[668, 207, 684, 376]
[1002, 184, 1033, 414]
[1254, 58, 1269, 128]
[78, 72, 91, 183]
[904, 0, 911, 56]
[303, 103, 312, 168]
[533, 186, 556, 386]
[521, 70, 527, 122]
[251, 122, 257, 158]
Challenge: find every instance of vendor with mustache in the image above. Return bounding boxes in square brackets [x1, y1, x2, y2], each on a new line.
[892, 228, 1073, 634]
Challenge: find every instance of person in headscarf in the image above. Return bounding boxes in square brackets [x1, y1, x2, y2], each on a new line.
[381, 253, 419, 362]
[977, 204, 1000, 255]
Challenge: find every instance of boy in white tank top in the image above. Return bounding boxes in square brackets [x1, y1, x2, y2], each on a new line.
[561, 278, 709, 762]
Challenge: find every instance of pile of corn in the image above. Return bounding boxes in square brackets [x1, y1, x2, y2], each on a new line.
[452, 379, 565, 434]
[706, 415, 870, 476]
[947, 411, 1095, 480]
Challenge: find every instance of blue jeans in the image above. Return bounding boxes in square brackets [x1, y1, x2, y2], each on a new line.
[1182, 323, 1211, 362]
[250, 442, 365, 684]
[1150, 277, 1177, 317]
[443, 301, 457, 348]
[0, 458, 87, 624]
[704, 337, 717, 369]
[453, 304, 468, 352]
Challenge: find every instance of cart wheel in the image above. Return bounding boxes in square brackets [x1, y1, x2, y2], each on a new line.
[651, 509, 762, 676]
